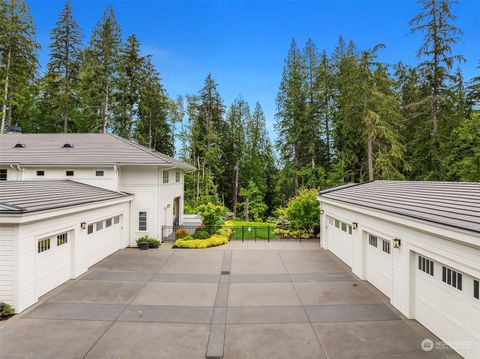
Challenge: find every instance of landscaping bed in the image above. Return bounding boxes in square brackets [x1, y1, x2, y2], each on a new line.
[173, 227, 232, 248]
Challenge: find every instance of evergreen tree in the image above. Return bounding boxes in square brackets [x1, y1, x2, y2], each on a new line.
[78, 6, 121, 132]
[40, 0, 82, 133]
[409, 0, 464, 178]
[0, 0, 39, 133]
[113, 34, 144, 140]
[238, 180, 267, 221]
[468, 61, 480, 108]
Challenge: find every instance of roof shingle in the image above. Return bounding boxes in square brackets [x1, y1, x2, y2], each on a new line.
[319, 180, 480, 234]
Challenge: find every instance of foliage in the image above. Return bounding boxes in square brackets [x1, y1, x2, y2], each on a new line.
[173, 227, 230, 249]
[238, 180, 268, 221]
[197, 203, 227, 230]
[136, 235, 160, 248]
[283, 188, 320, 231]
[0, 302, 14, 319]
[175, 228, 190, 239]
[192, 230, 210, 239]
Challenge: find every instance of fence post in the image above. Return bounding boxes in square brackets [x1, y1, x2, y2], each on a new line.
[267, 226, 270, 242]
[242, 226, 244, 242]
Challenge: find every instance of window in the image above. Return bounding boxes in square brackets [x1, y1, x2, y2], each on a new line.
[334, 219, 340, 228]
[348, 225, 352, 235]
[38, 238, 50, 253]
[328, 216, 334, 225]
[442, 266, 462, 290]
[57, 233, 68, 246]
[36, 170, 45, 176]
[368, 235, 377, 247]
[163, 170, 169, 184]
[139, 211, 147, 231]
[474, 280, 479, 300]
[106, 218, 112, 227]
[418, 255, 434, 276]
[96, 221, 103, 231]
[0, 169, 7, 181]
[66, 170, 74, 176]
[96, 170, 104, 177]
[114, 216, 120, 224]
[341, 222, 347, 232]
[176, 171, 181, 182]
[382, 240, 390, 254]
[87, 224, 94, 234]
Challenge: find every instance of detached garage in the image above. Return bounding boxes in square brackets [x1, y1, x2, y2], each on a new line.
[0, 180, 133, 313]
[319, 181, 480, 359]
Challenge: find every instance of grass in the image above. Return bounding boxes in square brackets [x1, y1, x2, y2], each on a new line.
[224, 220, 276, 240]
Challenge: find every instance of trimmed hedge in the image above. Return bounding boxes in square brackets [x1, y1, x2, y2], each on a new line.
[136, 235, 161, 248]
[173, 227, 232, 249]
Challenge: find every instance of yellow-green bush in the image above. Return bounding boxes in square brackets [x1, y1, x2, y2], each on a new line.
[216, 227, 233, 238]
[173, 233, 229, 249]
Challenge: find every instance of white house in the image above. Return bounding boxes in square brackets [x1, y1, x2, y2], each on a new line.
[0, 133, 195, 313]
[318, 181, 480, 359]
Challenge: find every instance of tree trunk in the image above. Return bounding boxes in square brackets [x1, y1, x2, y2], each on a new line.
[232, 160, 239, 216]
[367, 132, 374, 181]
[1, 49, 12, 133]
[244, 198, 249, 222]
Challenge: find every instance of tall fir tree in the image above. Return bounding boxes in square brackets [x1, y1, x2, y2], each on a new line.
[78, 6, 121, 132]
[40, 0, 83, 133]
[0, 0, 39, 133]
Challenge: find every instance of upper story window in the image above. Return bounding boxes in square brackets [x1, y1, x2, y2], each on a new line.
[139, 211, 147, 231]
[442, 266, 462, 290]
[66, 170, 74, 176]
[176, 171, 181, 182]
[163, 170, 169, 184]
[418, 255, 434, 276]
[96, 170, 104, 177]
[37, 170, 45, 176]
[0, 169, 7, 181]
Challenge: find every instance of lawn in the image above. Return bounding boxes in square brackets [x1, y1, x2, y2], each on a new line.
[224, 220, 276, 240]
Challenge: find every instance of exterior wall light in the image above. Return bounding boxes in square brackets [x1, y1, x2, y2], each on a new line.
[352, 222, 358, 230]
[80, 222, 87, 229]
[320, 209, 324, 214]
[393, 238, 401, 248]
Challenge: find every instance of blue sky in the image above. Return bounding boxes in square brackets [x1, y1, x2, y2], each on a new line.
[29, 0, 480, 141]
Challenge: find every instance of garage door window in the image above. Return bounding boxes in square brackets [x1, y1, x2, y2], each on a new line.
[369, 235, 377, 247]
[56, 233, 68, 246]
[38, 238, 50, 253]
[96, 221, 103, 231]
[87, 224, 94, 234]
[139, 211, 147, 231]
[382, 240, 390, 254]
[418, 255, 434, 276]
[442, 266, 462, 290]
[106, 218, 112, 227]
[474, 280, 479, 300]
[114, 216, 120, 224]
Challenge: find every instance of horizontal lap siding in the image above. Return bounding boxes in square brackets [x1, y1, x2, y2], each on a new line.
[0, 224, 17, 306]
[321, 202, 480, 318]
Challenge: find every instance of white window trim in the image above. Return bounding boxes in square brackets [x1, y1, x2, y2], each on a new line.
[138, 210, 148, 232]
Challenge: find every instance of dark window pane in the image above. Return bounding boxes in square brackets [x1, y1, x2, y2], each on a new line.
[447, 269, 452, 285]
[474, 280, 479, 299]
[457, 273, 462, 290]
[442, 267, 446, 282]
[418, 256, 421, 270]
[452, 271, 457, 287]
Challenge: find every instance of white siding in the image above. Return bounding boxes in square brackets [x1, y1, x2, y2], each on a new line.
[320, 202, 480, 318]
[119, 166, 184, 245]
[0, 224, 17, 307]
[11, 201, 130, 312]
[18, 167, 118, 191]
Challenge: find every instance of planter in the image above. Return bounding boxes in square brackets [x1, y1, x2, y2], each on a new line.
[138, 242, 149, 250]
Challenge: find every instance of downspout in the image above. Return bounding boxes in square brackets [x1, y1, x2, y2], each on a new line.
[113, 165, 118, 192]
[11, 164, 23, 180]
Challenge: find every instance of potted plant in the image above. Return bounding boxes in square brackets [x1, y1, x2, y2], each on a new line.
[136, 235, 160, 250]
[137, 241, 149, 250]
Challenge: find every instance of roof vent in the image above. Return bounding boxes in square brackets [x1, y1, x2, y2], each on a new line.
[13, 143, 25, 148]
[62, 143, 74, 148]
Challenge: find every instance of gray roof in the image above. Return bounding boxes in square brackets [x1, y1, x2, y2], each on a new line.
[0, 133, 196, 171]
[319, 180, 480, 234]
[0, 180, 132, 214]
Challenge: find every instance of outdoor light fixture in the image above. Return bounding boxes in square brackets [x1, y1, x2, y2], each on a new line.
[352, 222, 358, 230]
[320, 209, 324, 214]
[80, 222, 87, 229]
[393, 238, 401, 248]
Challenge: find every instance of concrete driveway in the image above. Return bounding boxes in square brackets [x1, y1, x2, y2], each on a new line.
[0, 241, 460, 359]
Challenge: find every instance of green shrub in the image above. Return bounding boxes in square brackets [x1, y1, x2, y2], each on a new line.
[136, 235, 160, 249]
[0, 302, 14, 319]
[173, 233, 229, 249]
[216, 227, 233, 238]
[284, 188, 320, 231]
[175, 228, 190, 239]
[182, 235, 195, 241]
[192, 230, 209, 239]
[197, 203, 228, 233]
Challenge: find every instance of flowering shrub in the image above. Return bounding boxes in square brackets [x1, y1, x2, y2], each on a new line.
[173, 227, 231, 249]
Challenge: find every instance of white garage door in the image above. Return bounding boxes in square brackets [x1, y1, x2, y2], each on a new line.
[86, 215, 123, 268]
[365, 234, 392, 298]
[37, 232, 72, 297]
[327, 216, 353, 267]
[415, 254, 480, 358]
